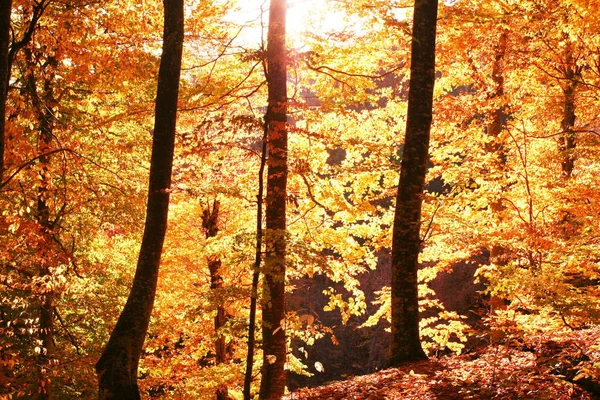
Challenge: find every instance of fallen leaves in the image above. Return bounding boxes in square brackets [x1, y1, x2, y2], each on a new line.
[286, 327, 600, 399]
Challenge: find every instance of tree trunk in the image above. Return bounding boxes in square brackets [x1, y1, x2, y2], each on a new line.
[1, 0, 48, 185]
[36, 82, 54, 400]
[487, 29, 508, 167]
[243, 122, 268, 400]
[24, 45, 58, 400]
[559, 39, 578, 178]
[35, 69, 55, 400]
[259, 0, 288, 398]
[0, 0, 11, 183]
[487, 31, 511, 272]
[560, 82, 576, 177]
[201, 200, 231, 400]
[389, 0, 438, 367]
[95, 2, 184, 399]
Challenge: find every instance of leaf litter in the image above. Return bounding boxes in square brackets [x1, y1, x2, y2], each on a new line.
[286, 327, 600, 399]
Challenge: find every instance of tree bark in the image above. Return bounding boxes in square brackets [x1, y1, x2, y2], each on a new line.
[487, 31, 511, 270]
[201, 200, 232, 400]
[95, 2, 184, 399]
[33, 56, 56, 400]
[24, 45, 58, 400]
[259, 0, 288, 398]
[0, 0, 11, 183]
[36, 126, 54, 400]
[559, 39, 578, 178]
[389, 0, 438, 366]
[487, 29, 508, 167]
[243, 123, 268, 400]
[0, 0, 48, 185]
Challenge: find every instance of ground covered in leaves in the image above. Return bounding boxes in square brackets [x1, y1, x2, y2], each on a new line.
[286, 328, 600, 399]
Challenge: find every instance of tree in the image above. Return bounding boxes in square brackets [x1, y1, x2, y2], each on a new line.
[259, 0, 288, 398]
[0, 1, 164, 396]
[201, 199, 233, 400]
[424, 0, 600, 336]
[389, 0, 438, 366]
[0, 0, 11, 182]
[95, 1, 184, 398]
[245, 117, 268, 400]
[25, 46, 58, 400]
[557, 36, 580, 179]
[0, 0, 49, 185]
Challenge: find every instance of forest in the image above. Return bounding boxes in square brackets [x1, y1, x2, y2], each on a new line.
[1, 0, 600, 399]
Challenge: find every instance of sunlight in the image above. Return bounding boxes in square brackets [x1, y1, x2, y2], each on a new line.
[228, 0, 357, 47]
[286, 0, 350, 45]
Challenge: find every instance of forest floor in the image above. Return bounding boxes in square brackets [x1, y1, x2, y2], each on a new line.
[286, 327, 600, 399]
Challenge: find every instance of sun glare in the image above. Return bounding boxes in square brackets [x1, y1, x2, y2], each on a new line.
[287, 0, 350, 44]
[228, 0, 356, 47]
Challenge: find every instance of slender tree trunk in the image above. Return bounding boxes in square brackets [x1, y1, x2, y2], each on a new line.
[201, 200, 231, 400]
[487, 31, 511, 270]
[259, 0, 288, 398]
[560, 82, 576, 177]
[37, 78, 55, 400]
[36, 150, 54, 400]
[25, 46, 58, 400]
[559, 39, 578, 178]
[35, 73, 55, 400]
[0, 0, 11, 183]
[243, 123, 268, 400]
[202, 201, 227, 364]
[389, 0, 438, 366]
[487, 29, 508, 166]
[1, 0, 48, 185]
[95, 2, 184, 399]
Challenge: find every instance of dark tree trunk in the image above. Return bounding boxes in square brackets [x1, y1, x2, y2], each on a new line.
[487, 29, 508, 167]
[1, 0, 48, 185]
[560, 82, 576, 177]
[259, 0, 288, 398]
[559, 39, 578, 178]
[35, 69, 55, 400]
[487, 31, 511, 270]
[0, 0, 11, 182]
[243, 121, 268, 400]
[210, 261, 229, 368]
[389, 0, 438, 367]
[24, 46, 58, 400]
[36, 80, 54, 400]
[95, 2, 184, 399]
[201, 200, 231, 400]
